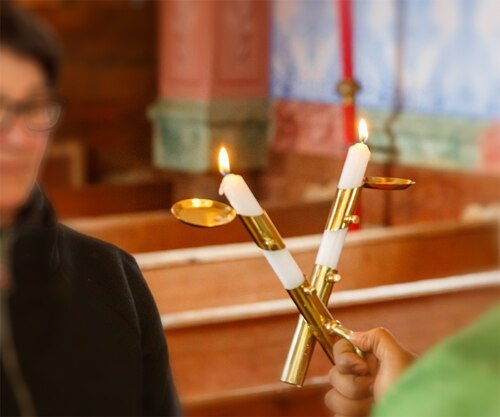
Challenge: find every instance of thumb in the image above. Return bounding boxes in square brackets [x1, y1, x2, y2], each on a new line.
[350, 327, 402, 362]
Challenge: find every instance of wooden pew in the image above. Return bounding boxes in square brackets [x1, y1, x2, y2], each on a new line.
[268, 150, 500, 226]
[46, 181, 172, 218]
[65, 200, 332, 253]
[132, 220, 499, 416]
[173, 278, 499, 416]
[137, 220, 498, 313]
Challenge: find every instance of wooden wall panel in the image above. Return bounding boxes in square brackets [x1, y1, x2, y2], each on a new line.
[21, 0, 158, 182]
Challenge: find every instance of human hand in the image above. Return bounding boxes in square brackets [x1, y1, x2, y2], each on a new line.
[325, 328, 415, 417]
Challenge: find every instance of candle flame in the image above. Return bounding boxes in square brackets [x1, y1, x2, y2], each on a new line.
[218, 146, 231, 175]
[358, 119, 369, 143]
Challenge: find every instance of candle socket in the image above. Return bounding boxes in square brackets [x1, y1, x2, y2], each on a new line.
[239, 212, 285, 251]
[281, 177, 414, 386]
[281, 264, 340, 386]
[325, 186, 363, 231]
[286, 282, 364, 370]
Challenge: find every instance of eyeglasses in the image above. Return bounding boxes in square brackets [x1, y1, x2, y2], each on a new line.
[0, 97, 65, 132]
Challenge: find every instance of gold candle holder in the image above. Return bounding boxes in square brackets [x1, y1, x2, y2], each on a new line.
[239, 211, 285, 251]
[170, 176, 414, 388]
[281, 186, 362, 386]
[287, 282, 364, 365]
[281, 177, 415, 386]
[281, 264, 342, 383]
[239, 209, 365, 374]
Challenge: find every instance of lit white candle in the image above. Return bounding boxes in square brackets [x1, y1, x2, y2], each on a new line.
[218, 147, 305, 290]
[338, 119, 371, 188]
[218, 148, 262, 216]
[315, 119, 371, 268]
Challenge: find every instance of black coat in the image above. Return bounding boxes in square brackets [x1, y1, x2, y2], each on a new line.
[0, 188, 181, 416]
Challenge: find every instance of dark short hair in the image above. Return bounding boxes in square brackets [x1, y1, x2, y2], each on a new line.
[0, 0, 60, 86]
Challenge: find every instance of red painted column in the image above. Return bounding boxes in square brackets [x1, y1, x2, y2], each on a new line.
[158, 0, 269, 101]
[337, 0, 357, 146]
[337, 0, 362, 229]
[151, 0, 270, 174]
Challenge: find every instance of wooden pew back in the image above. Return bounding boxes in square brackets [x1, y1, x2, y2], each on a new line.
[66, 200, 332, 253]
[137, 220, 499, 314]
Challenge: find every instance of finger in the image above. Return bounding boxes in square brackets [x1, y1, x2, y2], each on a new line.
[366, 352, 379, 376]
[325, 388, 373, 417]
[329, 366, 374, 400]
[350, 328, 402, 361]
[333, 339, 369, 375]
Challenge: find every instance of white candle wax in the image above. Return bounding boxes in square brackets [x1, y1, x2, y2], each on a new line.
[219, 173, 305, 289]
[262, 249, 305, 290]
[219, 174, 262, 216]
[337, 142, 371, 189]
[315, 228, 348, 268]
[315, 140, 371, 268]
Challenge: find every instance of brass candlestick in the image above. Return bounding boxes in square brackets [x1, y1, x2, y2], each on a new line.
[171, 198, 366, 364]
[170, 176, 414, 387]
[281, 176, 415, 386]
[238, 210, 365, 366]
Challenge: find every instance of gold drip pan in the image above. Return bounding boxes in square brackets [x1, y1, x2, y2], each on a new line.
[171, 198, 236, 228]
[364, 177, 415, 190]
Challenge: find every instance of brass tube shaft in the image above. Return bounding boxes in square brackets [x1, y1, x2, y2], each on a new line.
[239, 212, 285, 251]
[281, 186, 363, 386]
[286, 283, 364, 370]
[286, 284, 337, 364]
[281, 265, 340, 386]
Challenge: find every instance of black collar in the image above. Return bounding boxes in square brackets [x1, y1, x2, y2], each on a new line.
[10, 186, 61, 288]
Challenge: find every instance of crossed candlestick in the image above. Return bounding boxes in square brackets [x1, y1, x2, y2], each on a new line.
[171, 175, 414, 386]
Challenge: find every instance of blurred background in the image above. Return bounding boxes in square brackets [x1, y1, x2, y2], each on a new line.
[20, 0, 499, 415]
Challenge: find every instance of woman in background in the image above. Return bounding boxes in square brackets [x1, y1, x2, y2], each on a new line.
[0, 2, 180, 415]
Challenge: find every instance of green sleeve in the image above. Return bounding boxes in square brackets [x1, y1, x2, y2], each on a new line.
[373, 304, 500, 417]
